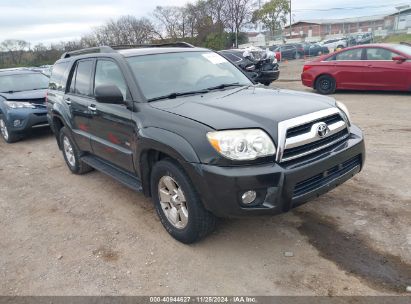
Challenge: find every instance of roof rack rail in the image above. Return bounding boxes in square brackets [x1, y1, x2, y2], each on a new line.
[111, 42, 195, 49]
[61, 46, 116, 59]
[60, 42, 195, 59]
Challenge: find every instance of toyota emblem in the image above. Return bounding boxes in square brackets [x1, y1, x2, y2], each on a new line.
[317, 122, 329, 138]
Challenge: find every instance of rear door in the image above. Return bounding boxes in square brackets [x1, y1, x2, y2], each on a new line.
[329, 48, 367, 89]
[88, 58, 135, 172]
[363, 47, 407, 90]
[64, 59, 94, 152]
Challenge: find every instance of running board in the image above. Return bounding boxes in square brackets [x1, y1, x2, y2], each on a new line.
[81, 155, 142, 192]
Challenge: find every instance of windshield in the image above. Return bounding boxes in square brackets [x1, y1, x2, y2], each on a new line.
[0, 73, 49, 93]
[127, 51, 252, 101]
[391, 44, 411, 57]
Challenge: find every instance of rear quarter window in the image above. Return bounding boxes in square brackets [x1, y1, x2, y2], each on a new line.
[49, 61, 70, 92]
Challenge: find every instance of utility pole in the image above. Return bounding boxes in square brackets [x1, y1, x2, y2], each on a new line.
[289, 0, 292, 39]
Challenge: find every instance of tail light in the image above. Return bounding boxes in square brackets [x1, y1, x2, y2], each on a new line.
[303, 65, 313, 72]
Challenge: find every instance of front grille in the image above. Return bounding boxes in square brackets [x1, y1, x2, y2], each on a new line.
[282, 129, 349, 161]
[293, 155, 361, 198]
[286, 114, 342, 138]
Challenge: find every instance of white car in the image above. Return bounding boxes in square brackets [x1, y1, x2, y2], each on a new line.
[320, 38, 347, 52]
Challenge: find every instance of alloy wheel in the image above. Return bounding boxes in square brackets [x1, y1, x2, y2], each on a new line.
[63, 136, 76, 167]
[0, 119, 9, 141]
[158, 176, 189, 229]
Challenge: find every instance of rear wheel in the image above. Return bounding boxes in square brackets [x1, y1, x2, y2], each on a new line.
[151, 159, 216, 244]
[0, 116, 20, 143]
[315, 75, 336, 95]
[59, 127, 93, 174]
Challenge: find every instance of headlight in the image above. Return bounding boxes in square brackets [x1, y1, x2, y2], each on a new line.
[336, 101, 351, 125]
[207, 129, 276, 160]
[4, 101, 35, 109]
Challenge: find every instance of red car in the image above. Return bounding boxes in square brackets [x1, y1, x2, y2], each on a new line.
[301, 43, 411, 94]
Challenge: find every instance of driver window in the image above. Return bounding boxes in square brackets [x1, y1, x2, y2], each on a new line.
[94, 60, 128, 100]
[366, 48, 397, 60]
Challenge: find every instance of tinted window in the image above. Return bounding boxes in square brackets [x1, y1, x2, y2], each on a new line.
[221, 53, 242, 62]
[71, 60, 93, 96]
[335, 49, 363, 60]
[0, 73, 49, 93]
[94, 60, 128, 100]
[49, 62, 69, 91]
[366, 48, 398, 60]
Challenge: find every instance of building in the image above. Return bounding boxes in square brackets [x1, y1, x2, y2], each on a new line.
[283, 8, 411, 40]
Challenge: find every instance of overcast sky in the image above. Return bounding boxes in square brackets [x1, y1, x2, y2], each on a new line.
[0, 0, 407, 45]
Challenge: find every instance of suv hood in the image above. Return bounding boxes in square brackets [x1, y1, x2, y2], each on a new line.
[150, 87, 336, 131]
[0, 89, 47, 100]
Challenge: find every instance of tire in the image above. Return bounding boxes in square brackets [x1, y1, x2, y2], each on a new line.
[315, 75, 336, 95]
[337, 45, 344, 49]
[262, 82, 271, 86]
[59, 127, 93, 174]
[150, 159, 216, 244]
[0, 115, 21, 143]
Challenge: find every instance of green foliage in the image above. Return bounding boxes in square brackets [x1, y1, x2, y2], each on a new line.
[252, 0, 290, 35]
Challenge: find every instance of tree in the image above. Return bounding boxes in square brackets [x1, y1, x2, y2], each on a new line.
[225, 0, 252, 47]
[90, 16, 156, 45]
[252, 0, 290, 36]
[152, 6, 185, 39]
[1, 39, 29, 65]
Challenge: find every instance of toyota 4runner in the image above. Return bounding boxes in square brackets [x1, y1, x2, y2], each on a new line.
[47, 43, 365, 243]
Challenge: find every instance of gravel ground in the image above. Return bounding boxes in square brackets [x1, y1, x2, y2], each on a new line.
[1, 62, 410, 295]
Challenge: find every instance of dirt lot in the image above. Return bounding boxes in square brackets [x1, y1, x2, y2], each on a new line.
[1, 60, 410, 296]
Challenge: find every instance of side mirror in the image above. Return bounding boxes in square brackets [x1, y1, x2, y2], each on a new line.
[392, 56, 406, 63]
[95, 85, 124, 104]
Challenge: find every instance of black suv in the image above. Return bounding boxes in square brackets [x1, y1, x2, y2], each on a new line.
[47, 44, 365, 243]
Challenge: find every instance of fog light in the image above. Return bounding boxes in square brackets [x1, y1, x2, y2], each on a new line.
[13, 120, 21, 127]
[241, 190, 257, 205]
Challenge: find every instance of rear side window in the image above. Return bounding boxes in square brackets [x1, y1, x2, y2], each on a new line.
[49, 61, 69, 91]
[69, 60, 94, 96]
[334, 49, 363, 61]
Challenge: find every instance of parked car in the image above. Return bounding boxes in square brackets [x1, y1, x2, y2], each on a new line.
[303, 43, 330, 57]
[320, 38, 347, 52]
[218, 49, 280, 86]
[47, 44, 365, 243]
[0, 69, 49, 143]
[270, 44, 303, 60]
[301, 43, 411, 94]
[356, 32, 373, 45]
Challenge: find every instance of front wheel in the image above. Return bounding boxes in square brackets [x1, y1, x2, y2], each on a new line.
[315, 75, 336, 95]
[151, 159, 216, 244]
[0, 116, 20, 143]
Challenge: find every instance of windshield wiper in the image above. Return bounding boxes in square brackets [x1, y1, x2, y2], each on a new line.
[148, 89, 209, 102]
[205, 83, 244, 91]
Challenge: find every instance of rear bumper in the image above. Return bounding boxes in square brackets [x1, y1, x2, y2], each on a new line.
[187, 125, 365, 217]
[5, 108, 49, 133]
[256, 70, 280, 83]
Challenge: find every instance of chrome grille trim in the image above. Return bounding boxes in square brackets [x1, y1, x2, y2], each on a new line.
[276, 108, 349, 163]
[285, 120, 346, 149]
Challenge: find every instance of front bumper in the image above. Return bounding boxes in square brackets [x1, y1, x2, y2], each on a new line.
[188, 125, 365, 217]
[5, 107, 49, 133]
[301, 72, 315, 88]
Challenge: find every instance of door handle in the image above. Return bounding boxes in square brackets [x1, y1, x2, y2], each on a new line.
[64, 97, 71, 105]
[88, 105, 97, 111]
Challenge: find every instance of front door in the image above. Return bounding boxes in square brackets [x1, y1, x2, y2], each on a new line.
[363, 47, 408, 90]
[89, 59, 135, 172]
[64, 59, 94, 152]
